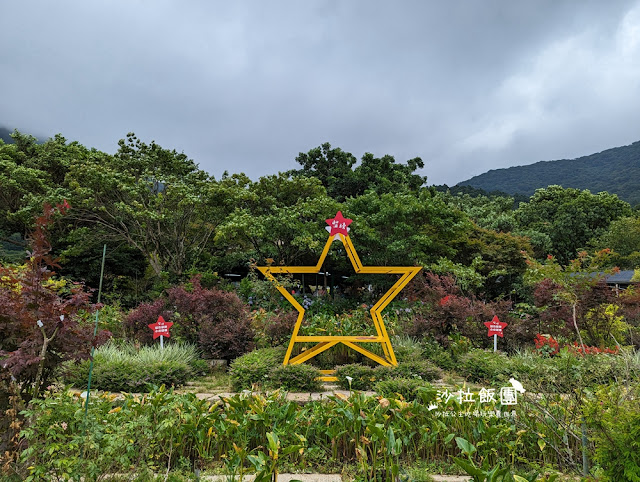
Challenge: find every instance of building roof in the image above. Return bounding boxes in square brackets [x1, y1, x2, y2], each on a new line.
[605, 270, 637, 284]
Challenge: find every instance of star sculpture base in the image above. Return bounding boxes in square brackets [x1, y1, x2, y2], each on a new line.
[257, 215, 421, 374]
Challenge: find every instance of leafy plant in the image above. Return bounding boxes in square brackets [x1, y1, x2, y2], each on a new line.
[62, 340, 199, 392]
[126, 276, 254, 360]
[375, 378, 430, 400]
[584, 383, 640, 481]
[229, 346, 286, 391]
[269, 364, 322, 392]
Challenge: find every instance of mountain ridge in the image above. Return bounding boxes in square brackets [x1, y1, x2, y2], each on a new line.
[457, 140, 640, 205]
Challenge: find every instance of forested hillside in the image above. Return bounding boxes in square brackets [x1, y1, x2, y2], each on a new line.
[0, 126, 14, 144]
[457, 140, 640, 205]
[2, 132, 638, 310]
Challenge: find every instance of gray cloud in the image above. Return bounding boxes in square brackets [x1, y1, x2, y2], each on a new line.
[2, 0, 639, 185]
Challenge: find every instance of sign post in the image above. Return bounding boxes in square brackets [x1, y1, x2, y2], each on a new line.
[148, 315, 173, 349]
[484, 315, 507, 352]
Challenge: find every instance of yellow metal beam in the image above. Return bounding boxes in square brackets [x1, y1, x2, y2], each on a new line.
[256, 220, 421, 369]
[288, 341, 338, 364]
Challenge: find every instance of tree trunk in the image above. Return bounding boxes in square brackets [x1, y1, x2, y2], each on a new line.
[572, 303, 587, 354]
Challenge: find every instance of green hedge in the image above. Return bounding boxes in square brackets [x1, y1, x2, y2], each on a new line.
[269, 364, 322, 392]
[375, 378, 432, 401]
[335, 360, 441, 390]
[229, 346, 287, 391]
[64, 359, 192, 392]
[457, 349, 510, 383]
[62, 341, 200, 392]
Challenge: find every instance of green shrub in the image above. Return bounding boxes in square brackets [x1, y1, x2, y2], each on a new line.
[269, 364, 322, 392]
[375, 378, 431, 401]
[390, 360, 442, 382]
[189, 358, 210, 377]
[336, 360, 441, 390]
[229, 346, 286, 391]
[62, 341, 199, 392]
[458, 349, 509, 383]
[392, 335, 424, 362]
[584, 383, 640, 481]
[335, 364, 378, 390]
[65, 359, 192, 392]
[422, 341, 456, 371]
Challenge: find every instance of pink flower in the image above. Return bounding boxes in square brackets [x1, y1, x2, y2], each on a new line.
[61, 422, 68, 430]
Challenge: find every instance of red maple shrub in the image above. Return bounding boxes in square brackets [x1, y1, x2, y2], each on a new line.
[126, 276, 254, 360]
[402, 272, 532, 348]
[532, 278, 617, 346]
[124, 298, 174, 345]
[0, 203, 109, 458]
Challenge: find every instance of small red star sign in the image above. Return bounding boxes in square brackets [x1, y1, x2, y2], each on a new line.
[148, 315, 173, 339]
[484, 315, 508, 338]
[326, 211, 353, 236]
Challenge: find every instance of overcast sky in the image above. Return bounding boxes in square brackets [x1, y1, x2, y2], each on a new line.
[2, 1, 640, 186]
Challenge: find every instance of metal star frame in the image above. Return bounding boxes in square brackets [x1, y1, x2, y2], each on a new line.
[257, 213, 421, 376]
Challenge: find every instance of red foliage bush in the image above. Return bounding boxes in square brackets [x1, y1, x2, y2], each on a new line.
[567, 342, 619, 356]
[126, 276, 254, 360]
[402, 272, 532, 348]
[124, 298, 174, 345]
[0, 203, 109, 459]
[533, 333, 618, 356]
[534, 334, 560, 356]
[533, 278, 617, 345]
[0, 203, 109, 400]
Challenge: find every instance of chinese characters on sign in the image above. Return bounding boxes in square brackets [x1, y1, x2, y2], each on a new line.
[484, 315, 508, 351]
[431, 383, 523, 419]
[325, 211, 352, 237]
[436, 386, 520, 405]
[484, 315, 508, 337]
[148, 315, 173, 348]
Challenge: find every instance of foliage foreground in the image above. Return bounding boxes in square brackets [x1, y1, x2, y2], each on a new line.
[9, 381, 637, 481]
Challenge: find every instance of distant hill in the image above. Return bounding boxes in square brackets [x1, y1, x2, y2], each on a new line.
[457, 140, 640, 205]
[0, 125, 46, 144]
[0, 126, 14, 143]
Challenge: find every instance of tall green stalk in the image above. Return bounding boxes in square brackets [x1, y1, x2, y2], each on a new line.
[83, 245, 107, 428]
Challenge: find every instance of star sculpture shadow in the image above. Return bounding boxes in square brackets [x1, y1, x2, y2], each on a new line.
[256, 212, 421, 369]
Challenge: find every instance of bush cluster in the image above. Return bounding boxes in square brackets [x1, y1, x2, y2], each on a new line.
[334, 360, 442, 391]
[125, 276, 254, 361]
[270, 364, 322, 392]
[229, 346, 288, 391]
[62, 341, 202, 392]
[455, 347, 638, 393]
[375, 378, 432, 400]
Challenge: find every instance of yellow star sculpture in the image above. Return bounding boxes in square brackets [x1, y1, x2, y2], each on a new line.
[257, 212, 421, 376]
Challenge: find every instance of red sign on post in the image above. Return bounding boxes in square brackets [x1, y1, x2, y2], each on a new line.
[484, 315, 507, 338]
[148, 315, 173, 339]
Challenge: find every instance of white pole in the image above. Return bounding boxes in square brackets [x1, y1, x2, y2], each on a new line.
[494, 334, 497, 352]
[160, 335, 164, 349]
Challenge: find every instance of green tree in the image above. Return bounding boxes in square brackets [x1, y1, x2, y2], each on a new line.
[589, 215, 640, 268]
[442, 191, 517, 232]
[352, 152, 426, 196]
[290, 143, 358, 201]
[344, 189, 470, 267]
[216, 173, 341, 268]
[291, 143, 426, 200]
[515, 185, 631, 264]
[64, 133, 219, 277]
